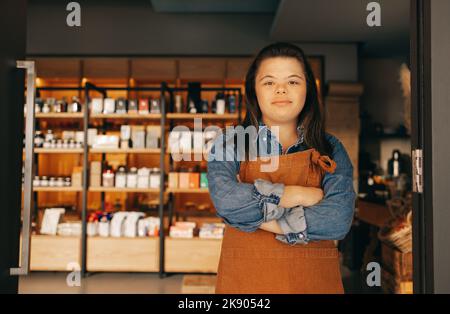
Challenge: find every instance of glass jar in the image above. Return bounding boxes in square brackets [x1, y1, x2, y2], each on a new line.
[126, 167, 138, 188]
[40, 176, 49, 187]
[33, 176, 40, 187]
[69, 96, 82, 113]
[45, 130, 54, 142]
[150, 168, 161, 189]
[64, 177, 71, 187]
[56, 177, 64, 187]
[102, 167, 115, 187]
[115, 166, 127, 188]
[49, 177, 57, 187]
[34, 131, 44, 148]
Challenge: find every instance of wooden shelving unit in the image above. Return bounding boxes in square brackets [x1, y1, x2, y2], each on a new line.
[90, 113, 161, 119]
[26, 57, 245, 275]
[167, 113, 239, 120]
[88, 187, 160, 193]
[167, 188, 209, 194]
[89, 148, 161, 154]
[35, 112, 84, 119]
[33, 186, 83, 192]
[34, 148, 84, 154]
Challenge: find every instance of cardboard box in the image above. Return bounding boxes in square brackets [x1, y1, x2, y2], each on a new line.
[71, 167, 83, 187]
[168, 172, 179, 188]
[179, 173, 190, 189]
[90, 161, 102, 174]
[200, 173, 208, 188]
[189, 173, 200, 189]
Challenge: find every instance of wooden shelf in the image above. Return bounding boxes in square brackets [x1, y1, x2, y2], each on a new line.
[165, 237, 222, 273]
[33, 186, 83, 192]
[89, 187, 160, 193]
[167, 113, 238, 120]
[90, 113, 161, 119]
[26, 235, 81, 271]
[34, 113, 84, 119]
[34, 148, 84, 154]
[87, 237, 159, 272]
[167, 188, 209, 194]
[90, 148, 161, 154]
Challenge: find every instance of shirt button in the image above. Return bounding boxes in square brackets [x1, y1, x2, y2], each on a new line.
[299, 233, 304, 239]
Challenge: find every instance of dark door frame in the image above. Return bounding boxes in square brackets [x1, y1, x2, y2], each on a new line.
[411, 0, 434, 294]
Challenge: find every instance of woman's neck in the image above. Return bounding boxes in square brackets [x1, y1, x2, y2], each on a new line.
[262, 118, 299, 151]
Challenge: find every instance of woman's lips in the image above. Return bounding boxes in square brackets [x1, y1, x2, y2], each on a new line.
[271, 100, 292, 105]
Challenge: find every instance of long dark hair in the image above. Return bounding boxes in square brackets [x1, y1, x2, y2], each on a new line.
[243, 42, 332, 156]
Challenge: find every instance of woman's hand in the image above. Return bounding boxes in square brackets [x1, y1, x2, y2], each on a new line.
[279, 186, 324, 208]
[259, 220, 284, 234]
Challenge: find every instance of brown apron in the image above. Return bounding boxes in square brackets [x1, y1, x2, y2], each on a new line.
[215, 148, 344, 294]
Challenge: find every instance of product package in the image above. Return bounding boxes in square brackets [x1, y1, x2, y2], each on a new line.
[138, 98, 149, 114]
[131, 126, 146, 148]
[200, 172, 208, 188]
[189, 173, 200, 188]
[137, 167, 150, 188]
[123, 212, 145, 237]
[110, 212, 128, 237]
[116, 98, 127, 114]
[103, 98, 116, 114]
[128, 99, 138, 114]
[178, 172, 190, 189]
[91, 98, 103, 114]
[168, 172, 179, 188]
[93, 135, 119, 149]
[40, 208, 65, 235]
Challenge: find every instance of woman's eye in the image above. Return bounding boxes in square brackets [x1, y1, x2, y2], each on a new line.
[263, 81, 274, 86]
[288, 80, 300, 85]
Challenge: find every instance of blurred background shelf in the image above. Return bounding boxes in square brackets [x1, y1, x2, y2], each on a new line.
[88, 187, 161, 193]
[89, 148, 161, 154]
[90, 113, 161, 119]
[167, 113, 238, 120]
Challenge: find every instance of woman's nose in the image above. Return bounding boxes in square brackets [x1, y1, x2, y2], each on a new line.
[275, 85, 287, 94]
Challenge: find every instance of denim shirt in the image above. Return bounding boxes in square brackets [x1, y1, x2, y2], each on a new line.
[206, 124, 356, 245]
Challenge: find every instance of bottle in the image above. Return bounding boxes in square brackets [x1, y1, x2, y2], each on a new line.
[69, 96, 82, 113]
[175, 95, 183, 113]
[102, 166, 115, 187]
[388, 149, 403, 178]
[150, 99, 161, 114]
[215, 92, 225, 114]
[201, 100, 209, 113]
[45, 129, 54, 142]
[34, 131, 44, 148]
[188, 99, 197, 114]
[228, 93, 236, 114]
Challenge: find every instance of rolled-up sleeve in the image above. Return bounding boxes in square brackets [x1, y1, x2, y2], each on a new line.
[302, 135, 356, 241]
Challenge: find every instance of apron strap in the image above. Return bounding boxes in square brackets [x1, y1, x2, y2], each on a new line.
[311, 150, 337, 174]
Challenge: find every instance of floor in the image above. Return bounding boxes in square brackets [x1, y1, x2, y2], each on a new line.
[19, 265, 381, 294]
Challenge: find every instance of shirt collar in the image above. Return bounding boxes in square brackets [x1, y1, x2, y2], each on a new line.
[257, 121, 305, 145]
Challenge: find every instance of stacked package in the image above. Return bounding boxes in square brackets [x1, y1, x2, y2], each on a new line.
[199, 223, 225, 239]
[169, 221, 196, 238]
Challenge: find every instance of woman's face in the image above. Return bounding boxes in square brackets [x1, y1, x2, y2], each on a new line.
[255, 57, 307, 125]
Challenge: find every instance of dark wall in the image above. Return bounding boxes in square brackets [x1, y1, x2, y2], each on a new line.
[27, 0, 358, 82]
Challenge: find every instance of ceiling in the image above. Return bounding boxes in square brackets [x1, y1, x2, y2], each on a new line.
[150, 0, 410, 57]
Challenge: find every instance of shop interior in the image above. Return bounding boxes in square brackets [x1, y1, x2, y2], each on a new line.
[18, 0, 412, 294]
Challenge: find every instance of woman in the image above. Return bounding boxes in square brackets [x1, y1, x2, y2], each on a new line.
[207, 42, 356, 294]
